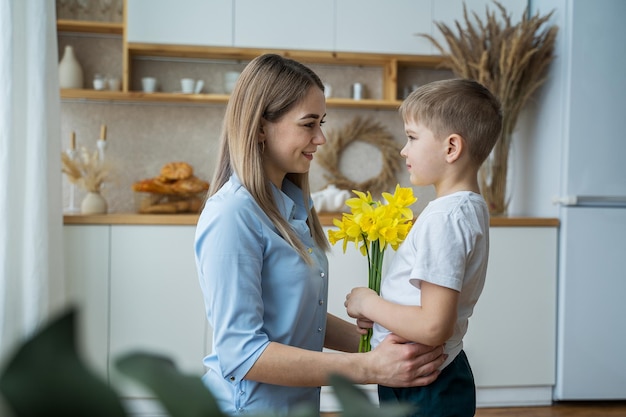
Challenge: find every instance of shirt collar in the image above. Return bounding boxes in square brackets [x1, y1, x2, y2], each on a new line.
[273, 178, 308, 222]
[229, 174, 307, 222]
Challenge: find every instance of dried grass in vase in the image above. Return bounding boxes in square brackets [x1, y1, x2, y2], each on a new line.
[61, 147, 110, 193]
[420, 1, 558, 214]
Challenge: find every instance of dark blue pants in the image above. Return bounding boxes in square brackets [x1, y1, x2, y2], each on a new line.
[378, 350, 476, 417]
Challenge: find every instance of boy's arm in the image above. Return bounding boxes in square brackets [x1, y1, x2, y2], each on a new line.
[345, 282, 458, 346]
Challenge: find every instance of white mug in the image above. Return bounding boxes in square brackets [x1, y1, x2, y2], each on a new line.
[108, 77, 121, 91]
[141, 77, 157, 93]
[181, 78, 204, 94]
[351, 82, 364, 100]
[93, 74, 106, 91]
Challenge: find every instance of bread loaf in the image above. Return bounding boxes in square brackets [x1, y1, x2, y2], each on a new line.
[132, 161, 209, 214]
[160, 161, 193, 181]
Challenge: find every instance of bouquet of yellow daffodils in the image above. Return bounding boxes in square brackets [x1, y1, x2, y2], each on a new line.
[328, 185, 417, 352]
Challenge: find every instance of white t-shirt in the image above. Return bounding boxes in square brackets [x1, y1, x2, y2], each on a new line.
[371, 191, 490, 370]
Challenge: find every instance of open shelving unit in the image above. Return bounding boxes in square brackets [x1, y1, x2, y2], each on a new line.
[57, 16, 448, 109]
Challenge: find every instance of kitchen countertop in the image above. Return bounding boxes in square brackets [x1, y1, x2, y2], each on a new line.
[64, 213, 560, 227]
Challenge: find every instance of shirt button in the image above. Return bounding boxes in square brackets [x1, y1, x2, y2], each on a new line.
[320, 272, 325, 278]
[229, 376, 235, 381]
[318, 327, 323, 332]
[319, 299, 324, 305]
[308, 247, 313, 253]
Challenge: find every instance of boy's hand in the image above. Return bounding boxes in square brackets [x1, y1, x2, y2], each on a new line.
[355, 318, 373, 335]
[344, 287, 378, 319]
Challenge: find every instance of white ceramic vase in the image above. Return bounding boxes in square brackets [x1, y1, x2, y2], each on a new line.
[81, 192, 107, 215]
[59, 45, 84, 89]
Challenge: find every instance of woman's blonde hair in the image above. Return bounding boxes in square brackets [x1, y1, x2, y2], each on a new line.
[209, 54, 329, 261]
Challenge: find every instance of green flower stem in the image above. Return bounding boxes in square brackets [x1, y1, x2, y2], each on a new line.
[360, 239, 384, 353]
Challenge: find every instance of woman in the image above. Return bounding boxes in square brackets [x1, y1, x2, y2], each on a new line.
[195, 53, 444, 415]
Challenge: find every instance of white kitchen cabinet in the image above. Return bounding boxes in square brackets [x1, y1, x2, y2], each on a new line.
[127, 0, 233, 46]
[125, 0, 528, 54]
[335, 0, 433, 54]
[233, 0, 335, 50]
[334, 0, 528, 55]
[108, 225, 209, 397]
[63, 224, 211, 415]
[323, 224, 557, 409]
[64, 225, 111, 379]
[464, 226, 557, 406]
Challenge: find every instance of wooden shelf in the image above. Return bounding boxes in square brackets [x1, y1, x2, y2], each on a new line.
[57, 19, 124, 35]
[64, 213, 559, 228]
[60, 89, 230, 104]
[60, 88, 403, 109]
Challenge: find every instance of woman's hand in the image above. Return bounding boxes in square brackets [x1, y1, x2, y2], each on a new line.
[365, 333, 445, 387]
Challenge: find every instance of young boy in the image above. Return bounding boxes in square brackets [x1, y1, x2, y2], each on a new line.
[344, 79, 503, 417]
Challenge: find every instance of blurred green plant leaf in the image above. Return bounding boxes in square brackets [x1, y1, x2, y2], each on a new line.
[0, 308, 127, 417]
[116, 352, 320, 417]
[116, 352, 227, 417]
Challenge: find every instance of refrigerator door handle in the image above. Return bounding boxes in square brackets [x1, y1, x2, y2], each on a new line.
[552, 195, 626, 207]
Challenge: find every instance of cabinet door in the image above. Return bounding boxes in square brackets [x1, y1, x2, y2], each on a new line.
[108, 225, 210, 397]
[463, 227, 557, 388]
[234, 0, 334, 51]
[431, 0, 529, 54]
[127, 0, 233, 46]
[63, 225, 110, 380]
[335, 0, 433, 54]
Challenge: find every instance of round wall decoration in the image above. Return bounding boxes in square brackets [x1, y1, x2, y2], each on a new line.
[316, 116, 403, 195]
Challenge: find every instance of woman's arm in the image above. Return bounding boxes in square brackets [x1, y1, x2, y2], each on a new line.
[246, 313, 445, 387]
[244, 333, 445, 387]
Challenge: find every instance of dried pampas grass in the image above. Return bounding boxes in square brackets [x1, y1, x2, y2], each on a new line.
[421, 1, 558, 214]
[62, 147, 110, 193]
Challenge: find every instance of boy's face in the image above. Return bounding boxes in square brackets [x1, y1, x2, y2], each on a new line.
[400, 119, 447, 187]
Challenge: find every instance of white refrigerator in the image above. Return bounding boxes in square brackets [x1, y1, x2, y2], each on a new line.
[553, 0, 626, 400]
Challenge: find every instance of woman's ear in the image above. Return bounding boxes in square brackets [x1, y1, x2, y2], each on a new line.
[258, 121, 266, 140]
[445, 134, 464, 163]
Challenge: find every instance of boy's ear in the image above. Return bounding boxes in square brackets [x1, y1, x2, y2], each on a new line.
[445, 134, 463, 163]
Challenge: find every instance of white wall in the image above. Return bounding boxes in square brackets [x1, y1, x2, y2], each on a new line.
[508, 0, 567, 217]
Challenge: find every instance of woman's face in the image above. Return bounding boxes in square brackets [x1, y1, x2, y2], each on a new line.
[261, 86, 327, 188]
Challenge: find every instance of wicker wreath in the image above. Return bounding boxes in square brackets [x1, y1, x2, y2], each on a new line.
[316, 116, 403, 195]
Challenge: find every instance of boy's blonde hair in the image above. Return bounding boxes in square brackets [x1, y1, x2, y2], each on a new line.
[399, 79, 502, 166]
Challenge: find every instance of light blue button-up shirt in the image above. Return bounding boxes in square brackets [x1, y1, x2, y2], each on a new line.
[195, 175, 329, 415]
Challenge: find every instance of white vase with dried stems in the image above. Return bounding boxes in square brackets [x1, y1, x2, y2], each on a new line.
[62, 146, 111, 214]
[421, 1, 558, 215]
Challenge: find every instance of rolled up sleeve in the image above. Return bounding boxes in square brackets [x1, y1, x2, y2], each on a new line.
[195, 200, 270, 383]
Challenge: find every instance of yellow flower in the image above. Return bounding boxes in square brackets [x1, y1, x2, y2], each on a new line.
[382, 184, 417, 220]
[327, 185, 417, 352]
